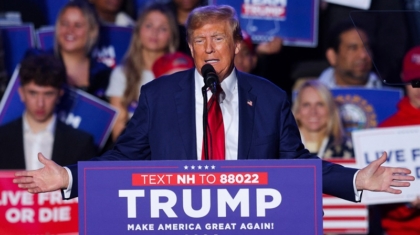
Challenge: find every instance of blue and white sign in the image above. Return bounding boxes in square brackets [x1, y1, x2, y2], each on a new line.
[331, 88, 403, 136]
[210, 0, 319, 47]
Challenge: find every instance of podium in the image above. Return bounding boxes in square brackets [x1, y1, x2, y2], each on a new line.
[78, 159, 322, 234]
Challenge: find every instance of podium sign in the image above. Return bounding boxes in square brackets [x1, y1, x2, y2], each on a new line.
[79, 159, 322, 234]
[352, 125, 420, 204]
[0, 171, 79, 235]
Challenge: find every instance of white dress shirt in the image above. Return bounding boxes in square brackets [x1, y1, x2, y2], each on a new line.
[23, 113, 56, 170]
[194, 68, 239, 160]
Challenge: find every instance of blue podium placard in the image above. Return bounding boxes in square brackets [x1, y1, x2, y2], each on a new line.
[210, 0, 318, 47]
[78, 159, 323, 234]
[0, 67, 117, 149]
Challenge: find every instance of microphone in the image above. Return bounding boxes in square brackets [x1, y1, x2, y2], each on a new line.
[201, 64, 218, 94]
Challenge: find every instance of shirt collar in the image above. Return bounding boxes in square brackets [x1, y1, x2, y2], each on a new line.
[23, 113, 56, 134]
[194, 68, 237, 102]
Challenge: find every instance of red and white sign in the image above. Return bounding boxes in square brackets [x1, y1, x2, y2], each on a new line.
[0, 171, 79, 235]
[322, 159, 368, 234]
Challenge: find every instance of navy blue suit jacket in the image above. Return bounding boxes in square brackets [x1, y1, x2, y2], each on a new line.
[69, 69, 358, 200]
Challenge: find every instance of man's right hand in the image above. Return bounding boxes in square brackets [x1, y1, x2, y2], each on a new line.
[13, 153, 69, 193]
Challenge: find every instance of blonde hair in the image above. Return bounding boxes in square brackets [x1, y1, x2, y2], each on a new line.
[292, 80, 345, 146]
[54, 1, 99, 56]
[121, 3, 179, 107]
[186, 5, 243, 44]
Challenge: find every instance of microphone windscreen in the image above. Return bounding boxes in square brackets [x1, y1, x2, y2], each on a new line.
[201, 64, 216, 77]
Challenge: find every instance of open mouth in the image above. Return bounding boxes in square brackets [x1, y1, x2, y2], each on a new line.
[205, 59, 219, 63]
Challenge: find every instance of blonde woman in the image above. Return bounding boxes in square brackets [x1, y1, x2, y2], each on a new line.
[292, 80, 354, 158]
[106, 3, 179, 140]
[54, 1, 111, 100]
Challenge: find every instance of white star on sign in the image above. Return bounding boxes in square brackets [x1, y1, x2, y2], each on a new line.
[211, 165, 216, 169]
[191, 165, 195, 170]
[198, 165, 202, 169]
[205, 165, 209, 169]
[184, 165, 188, 170]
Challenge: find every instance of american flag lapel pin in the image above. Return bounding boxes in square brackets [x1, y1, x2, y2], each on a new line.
[247, 100, 253, 107]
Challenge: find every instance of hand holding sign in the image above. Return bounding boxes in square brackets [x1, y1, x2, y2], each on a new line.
[14, 153, 69, 194]
[356, 152, 415, 194]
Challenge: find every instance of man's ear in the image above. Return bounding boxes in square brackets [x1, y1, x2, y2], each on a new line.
[251, 54, 258, 70]
[18, 86, 25, 102]
[326, 48, 337, 67]
[188, 42, 194, 59]
[234, 41, 241, 55]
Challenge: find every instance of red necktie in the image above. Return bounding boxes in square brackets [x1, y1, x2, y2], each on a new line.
[202, 87, 225, 160]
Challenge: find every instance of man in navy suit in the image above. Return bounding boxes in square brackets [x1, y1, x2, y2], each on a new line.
[14, 5, 414, 201]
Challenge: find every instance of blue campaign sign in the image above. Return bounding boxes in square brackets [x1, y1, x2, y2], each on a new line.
[0, 67, 117, 149]
[331, 88, 403, 135]
[36, 26, 55, 51]
[210, 0, 318, 47]
[93, 25, 133, 68]
[78, 159, 323, 234]
[43, 0, 69, 25]
[0, 24, 35, 77]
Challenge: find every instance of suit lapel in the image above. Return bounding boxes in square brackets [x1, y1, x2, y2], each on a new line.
[52, 121, 63, 163]
[15, 119, 26, 168]
[174, 69, 197, 160]
[237, 71, 256, 160]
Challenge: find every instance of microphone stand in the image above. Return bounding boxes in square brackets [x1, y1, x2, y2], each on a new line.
[202, 86, 209, 160]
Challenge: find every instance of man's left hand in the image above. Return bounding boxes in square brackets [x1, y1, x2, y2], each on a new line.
[356, 152, 415, 194]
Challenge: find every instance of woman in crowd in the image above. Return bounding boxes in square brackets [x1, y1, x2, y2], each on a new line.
[54, 1, 111, 101]
[292, 80, 354, 158]
[106, 3, 179, 141]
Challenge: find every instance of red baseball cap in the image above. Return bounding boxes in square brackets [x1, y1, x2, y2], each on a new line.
[241, 30, 254, 53]
[402, 46, 420, 83]
[152, 52, 194, 78]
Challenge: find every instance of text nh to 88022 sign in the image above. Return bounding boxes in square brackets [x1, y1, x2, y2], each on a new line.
[79, 159, 322, 234]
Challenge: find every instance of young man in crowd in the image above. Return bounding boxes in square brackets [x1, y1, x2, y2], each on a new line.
[0, 53, 96, 170]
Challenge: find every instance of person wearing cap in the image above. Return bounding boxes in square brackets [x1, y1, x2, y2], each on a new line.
[376, 46, 420, 235]
[152, 52, 194, 78]
[234, 30, 257, 73]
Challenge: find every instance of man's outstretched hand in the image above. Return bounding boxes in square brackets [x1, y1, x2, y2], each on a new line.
[13, 153, 69, 193]
[356, 152, 415, 194]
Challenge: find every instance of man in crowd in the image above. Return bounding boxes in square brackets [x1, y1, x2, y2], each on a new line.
[14, 5, 413, 201]
[0, 52, 96, 170]
[319, 20, 382, 88]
